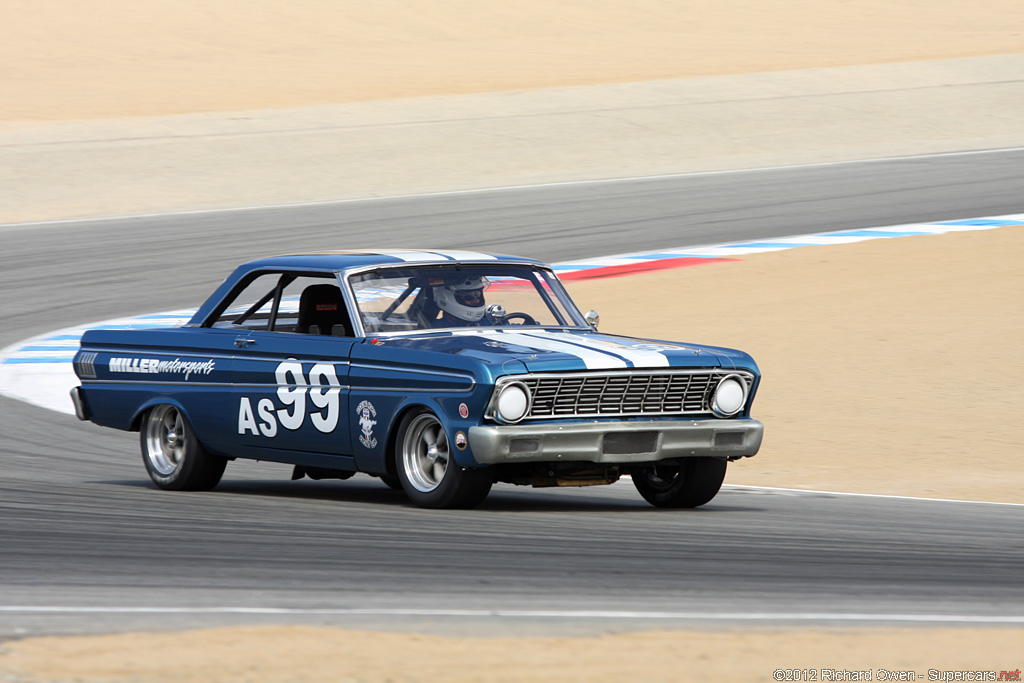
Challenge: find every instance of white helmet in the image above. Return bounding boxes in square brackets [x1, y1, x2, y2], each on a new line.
[434, 275, 490, 322]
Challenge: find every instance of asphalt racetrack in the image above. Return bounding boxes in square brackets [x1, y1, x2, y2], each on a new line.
[2, 150, 1024, 638]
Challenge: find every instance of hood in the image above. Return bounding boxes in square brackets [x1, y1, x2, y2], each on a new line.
[376, 328, 727, 373]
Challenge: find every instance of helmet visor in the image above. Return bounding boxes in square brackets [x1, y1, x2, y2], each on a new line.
[454, 289, 484, 306]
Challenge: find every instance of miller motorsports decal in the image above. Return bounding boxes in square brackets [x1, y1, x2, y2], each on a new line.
[108, 357, 216, 379]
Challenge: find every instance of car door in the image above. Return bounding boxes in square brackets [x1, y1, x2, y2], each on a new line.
[232, 331, 353, 456]
[201, 270, 357, 460]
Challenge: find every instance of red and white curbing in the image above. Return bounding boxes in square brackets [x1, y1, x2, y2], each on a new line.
[2, 214, 1022, 415]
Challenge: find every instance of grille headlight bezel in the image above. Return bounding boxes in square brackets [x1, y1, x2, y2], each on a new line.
[711, 374, 749, 417]
[489, 380, 532, 424]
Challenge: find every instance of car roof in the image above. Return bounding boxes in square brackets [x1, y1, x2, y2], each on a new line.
[238, 249, 545, 272]
[188, 250, 549, 326]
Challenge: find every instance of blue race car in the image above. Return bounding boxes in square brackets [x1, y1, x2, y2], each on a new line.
[71, 250, 763, 509]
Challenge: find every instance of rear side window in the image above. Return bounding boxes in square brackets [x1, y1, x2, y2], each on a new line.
[208, 273, 346, 333]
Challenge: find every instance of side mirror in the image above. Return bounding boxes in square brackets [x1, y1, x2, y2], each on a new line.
[585, 310, 600, 330]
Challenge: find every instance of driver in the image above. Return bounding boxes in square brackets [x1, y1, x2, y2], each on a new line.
[433, 275, 491, 326]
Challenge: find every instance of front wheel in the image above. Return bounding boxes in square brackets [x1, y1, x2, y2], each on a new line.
[140, 405, 226, 491]
[395, 409, 492, 509]
[632, 458, 727, 508]
[379, 474, 403, 491]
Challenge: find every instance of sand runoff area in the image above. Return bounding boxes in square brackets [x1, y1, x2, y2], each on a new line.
[2, 0, 1023, 680]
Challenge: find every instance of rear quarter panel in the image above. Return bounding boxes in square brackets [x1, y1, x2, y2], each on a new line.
[75, 327, 240, 447]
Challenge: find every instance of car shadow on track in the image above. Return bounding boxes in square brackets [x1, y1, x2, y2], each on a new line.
[97, 476, 761, 513]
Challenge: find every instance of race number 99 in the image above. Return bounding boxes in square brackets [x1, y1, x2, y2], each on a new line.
[239, 360, 340, 436]
[308, 363, 341, 432]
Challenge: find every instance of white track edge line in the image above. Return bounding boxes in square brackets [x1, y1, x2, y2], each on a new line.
[0, 607, 1022, 622]
[4, 146, 1023, 228]
[721, 485, 1024, 507]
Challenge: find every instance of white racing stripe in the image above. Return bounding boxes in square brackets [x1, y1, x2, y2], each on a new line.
[434, 251, 498, 261]
[531, 333, 676, 368]
[492, 331, 628, 369]
[380, 251, 449, 262]
[382, 250, 497, 262]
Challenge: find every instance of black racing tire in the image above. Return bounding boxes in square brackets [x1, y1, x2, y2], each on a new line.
[632, 458, 727, 508]
[379, 474, 403, 491]
[140, 405, 227, 491]
[395, 408, 492, 509]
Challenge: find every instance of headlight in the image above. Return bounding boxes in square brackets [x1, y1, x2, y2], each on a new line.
[712, 375, 748, 417]
[494, 382, 531, 423]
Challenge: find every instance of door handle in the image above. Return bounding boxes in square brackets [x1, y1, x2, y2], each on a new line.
[234, 337, 255, 348]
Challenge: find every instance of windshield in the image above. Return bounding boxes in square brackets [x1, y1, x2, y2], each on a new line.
[348, 264, 587, 334]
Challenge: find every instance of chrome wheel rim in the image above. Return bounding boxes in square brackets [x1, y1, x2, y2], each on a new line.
[401, 414, 450, 493]
[144, 405, 186, 476]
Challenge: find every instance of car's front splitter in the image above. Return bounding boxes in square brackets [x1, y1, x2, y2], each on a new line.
[468, 418, 763, 465]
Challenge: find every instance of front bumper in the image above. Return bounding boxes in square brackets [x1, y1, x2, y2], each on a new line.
[468, 418, 763, 465]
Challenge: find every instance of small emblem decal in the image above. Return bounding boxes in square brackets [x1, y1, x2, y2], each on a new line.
[454, 432, 468, 450]
[357, 400, 378, 448]
[458, 403, 469, 419]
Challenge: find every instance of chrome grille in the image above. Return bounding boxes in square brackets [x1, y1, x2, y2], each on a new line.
[518, 370, 751, 419]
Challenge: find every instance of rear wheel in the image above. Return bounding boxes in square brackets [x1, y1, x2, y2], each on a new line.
[632, 458, 727, 508]
[396, 409, 491, 509]
[140, 405, 226, 491]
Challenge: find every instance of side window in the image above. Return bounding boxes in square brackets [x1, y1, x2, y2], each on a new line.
[209, 273, 282, 331]
[209, 273, 352, 335]
[288, 279, 353, 337]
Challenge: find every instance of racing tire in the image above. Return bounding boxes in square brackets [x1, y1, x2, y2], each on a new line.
[379, 474, 403, 491]
[140, 405, 227, 491]
[395, 408, 492, 509]
[632, 457, 727, 508]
